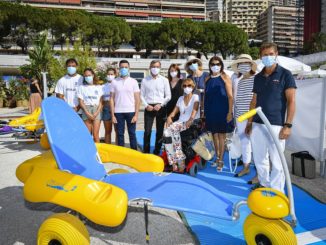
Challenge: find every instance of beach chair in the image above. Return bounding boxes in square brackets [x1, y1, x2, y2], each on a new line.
[16, 98, 297, 245]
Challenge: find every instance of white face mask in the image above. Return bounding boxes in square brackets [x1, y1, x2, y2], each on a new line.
[238, 63, 252, 74]
[210, 65, 221, 73]
[184, 87, 193, 95]
[151, 67, 160, 76]
[107, 75, 115, 82]
[170, 71, 178, 78]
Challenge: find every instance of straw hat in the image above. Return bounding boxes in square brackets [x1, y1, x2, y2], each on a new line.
[185, 55, 203, 71]
[231, 54, 257, 73]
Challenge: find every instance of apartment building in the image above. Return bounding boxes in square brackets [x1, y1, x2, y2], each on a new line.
[322, 0, 326, 33]
[206, 0, 223, 21]
[223, 0, 269, 38]
[269, 0, 298, 6]
[21, 0, 206, 23]
[257, 5, 304, 55]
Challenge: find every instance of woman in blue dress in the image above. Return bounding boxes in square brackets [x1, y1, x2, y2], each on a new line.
[204, 56, 233, 171]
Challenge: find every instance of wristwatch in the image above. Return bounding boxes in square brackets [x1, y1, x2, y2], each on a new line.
[284, 123, 292, 128]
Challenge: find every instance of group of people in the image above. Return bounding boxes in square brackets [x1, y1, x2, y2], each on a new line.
[54, 42, 296, 193]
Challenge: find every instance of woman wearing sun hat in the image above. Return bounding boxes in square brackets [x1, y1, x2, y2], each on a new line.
[231, 54, 257, 180]
[185, 55, 209, 117]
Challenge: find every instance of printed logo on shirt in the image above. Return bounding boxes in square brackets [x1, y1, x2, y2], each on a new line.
[272, 79, 280, 84]
[66, 88, 76, 92]
[86, 96, 98, 99]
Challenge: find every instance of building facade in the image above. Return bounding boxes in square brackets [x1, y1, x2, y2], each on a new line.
[322, 0, 326, 33]
[21, 0, 206, 23]
[269, 0, 298, 6]
[223, 0, 269, 38]
[206, 0, 223, 21]
[257, 5, 304, 55]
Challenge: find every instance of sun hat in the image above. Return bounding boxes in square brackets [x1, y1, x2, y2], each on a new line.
[185, 55, 203, 71]
[231, 54, 257, 73]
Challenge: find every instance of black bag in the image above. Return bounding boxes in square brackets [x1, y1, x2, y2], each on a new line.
[291, 151, 316, 179]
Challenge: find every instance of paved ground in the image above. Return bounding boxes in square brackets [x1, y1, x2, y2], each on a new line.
[0, 105, 325, 245]
[0, 106, 196, 245]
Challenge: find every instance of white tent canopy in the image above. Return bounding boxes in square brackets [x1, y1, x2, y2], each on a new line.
[256, 56, 311, 74]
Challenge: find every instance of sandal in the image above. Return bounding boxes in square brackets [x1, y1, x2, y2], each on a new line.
[177, 160, 186, 172]
[234, 167, 250, 177]
[172, 163, 178, 172]
[247, 176, 259, 185]
[216, 161, 224, 172]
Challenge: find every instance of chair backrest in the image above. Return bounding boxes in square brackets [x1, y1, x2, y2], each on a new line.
[42, 97, 106, 180]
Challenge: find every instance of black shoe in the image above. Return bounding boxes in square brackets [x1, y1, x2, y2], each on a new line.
[251, 183, 265, 191]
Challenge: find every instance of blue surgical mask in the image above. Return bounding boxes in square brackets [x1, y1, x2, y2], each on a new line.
[84, 76, 93, 84]
[189, 63, 198, 72]
[262, 56, 276, 67]
[67, 66, 77, 75]
[120, 67, 129, 77]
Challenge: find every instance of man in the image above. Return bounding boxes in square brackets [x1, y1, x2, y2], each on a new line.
[141, 60, 171, 154]
[245, 42, 296, 192]
[55, 58, 83, 111]
[110, 60, 140, 150]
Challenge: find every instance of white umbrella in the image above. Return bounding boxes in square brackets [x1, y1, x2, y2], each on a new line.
[256, 55, 311, 74]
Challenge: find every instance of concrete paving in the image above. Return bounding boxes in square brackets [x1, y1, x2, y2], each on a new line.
[1, 105, 325, 245]
[0, 106, 196, 245]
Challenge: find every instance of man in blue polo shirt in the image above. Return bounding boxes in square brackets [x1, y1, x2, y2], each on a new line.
[245, 42, 296, 192]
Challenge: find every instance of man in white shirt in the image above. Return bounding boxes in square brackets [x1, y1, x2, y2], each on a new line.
[110, 60, 140, 150]
[55, 58, 83, 111]
[141, 60, 171, 154]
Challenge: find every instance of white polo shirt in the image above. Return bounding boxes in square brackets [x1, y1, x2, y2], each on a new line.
[55, 74, 83, 107]
[140, 74, 171, 107]
[102, 82, 111, 101]
[176, 94, 200, 123]
[111, 77, 140, 113]
[77, 85, 103, 106]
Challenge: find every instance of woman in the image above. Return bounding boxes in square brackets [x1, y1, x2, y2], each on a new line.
[231, 54, 258, 182]
[78, 68, 103, 143]
[185, 56, 209, 117]
[204, 56, 233, 171]
[29, 77, 42, 113]
[102, 68, 118, 144]
[166, 64, 184, 122]
[164, 78, 200, 172]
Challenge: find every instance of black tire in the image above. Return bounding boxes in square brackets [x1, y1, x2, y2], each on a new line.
[198, 158, 206, 169]
[189, 163, 198, 176]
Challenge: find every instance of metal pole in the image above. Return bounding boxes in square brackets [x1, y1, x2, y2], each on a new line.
[41, 72, 48, 99]
[319, 78, 326, 178]
[256, 107, 297, 226]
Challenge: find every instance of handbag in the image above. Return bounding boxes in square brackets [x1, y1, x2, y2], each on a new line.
[291, 151, 316, 179]
[191, 131, 215, 160]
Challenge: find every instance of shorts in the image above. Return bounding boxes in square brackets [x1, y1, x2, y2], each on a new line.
[101, 105, 112, 121]
[81, 105, 101, 121]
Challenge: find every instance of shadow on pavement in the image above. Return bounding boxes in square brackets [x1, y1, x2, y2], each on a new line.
[0, 186, 196, 245]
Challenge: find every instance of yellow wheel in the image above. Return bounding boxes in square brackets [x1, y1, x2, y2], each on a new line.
[40, 133, 50, 150]
[244, 213, 297, 245]
[38, 213, 90, 245]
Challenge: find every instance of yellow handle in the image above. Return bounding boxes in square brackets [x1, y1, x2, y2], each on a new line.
[237, 109, 257, 122]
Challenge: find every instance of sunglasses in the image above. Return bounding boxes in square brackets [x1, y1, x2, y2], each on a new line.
[183, 84, 193, 88]
[210, 63, 221, 66]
